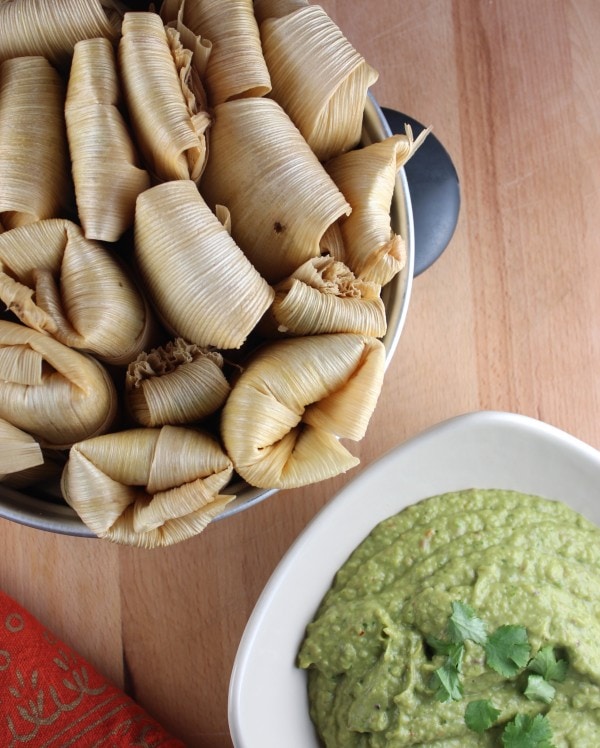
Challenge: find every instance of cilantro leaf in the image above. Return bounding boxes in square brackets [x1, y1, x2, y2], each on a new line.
[426, 635, 456, 656]
[524, 674, 556, 704]
[447, 641, 465, 671]
[431, 654, 464, 702]
[501, 713, 555, 747]
[447, 601, 487, 645]
[528, 646, 568, 683]
[464, 699, 501, 733]
[485, 625, 531, 677]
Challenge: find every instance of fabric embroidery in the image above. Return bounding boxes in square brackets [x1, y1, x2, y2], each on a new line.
[0, 591, 185, 747]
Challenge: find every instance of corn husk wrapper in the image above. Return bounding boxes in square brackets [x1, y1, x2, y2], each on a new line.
[221, 333, 385, 488]
[0, 56, 71, 229]
[319, 221, 345, 262]
[118, 11, 211, 183]
[135, 180, 274, 349]
[126, 337, 231, 427]
[0, 0, 122, 66]
[253, 0, 309, 25]
[200, 98, 350, 283]
[326, 132, 428, 284]
[162, 4, 212, 108]
[260, 5, 379, 161]
[1, 449, 65, 491]
[161, 0, 271, 104]
[0, 418, 44, 478]
[66, 38, 150, 242]
[62, 426, 235, 548]
[0, 219, 151, 365]
[262, 257, 387, 338]
[0, 320, 117, 449]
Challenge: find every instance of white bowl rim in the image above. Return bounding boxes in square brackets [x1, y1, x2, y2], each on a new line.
[227, 409, 600, 747]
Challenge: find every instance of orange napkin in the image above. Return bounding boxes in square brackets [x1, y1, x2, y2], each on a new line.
[0, 589, 185, 747]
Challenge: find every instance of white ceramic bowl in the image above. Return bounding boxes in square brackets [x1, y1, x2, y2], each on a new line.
[228, 410, 600, 747]
[0, 95, 414, 536]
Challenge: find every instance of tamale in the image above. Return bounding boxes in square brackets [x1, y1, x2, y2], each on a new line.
[0, 320, 117, 449]
[62, 426, 235, 548]
[200, 97, 350, 283]
[0, 219, 151, 365]
[221, 333, 386, 488]
[125, 338, 231, 427]
[134, 180, 274, 350]
[66, 37, 150, 242]
[260, 5, 378, 161]
[0, 56, 71, 228]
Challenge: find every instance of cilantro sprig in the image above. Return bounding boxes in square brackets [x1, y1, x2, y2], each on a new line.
[524, 675, 556, 704]
[484, 625, 531, 677]
[501, 713, 555, 747]
[464, 699, 501, 733]
[428, 601, 482, 702]
[528, 646, 568, 683]
[426, 601, 568, 747]
[447, 600, 487, 645]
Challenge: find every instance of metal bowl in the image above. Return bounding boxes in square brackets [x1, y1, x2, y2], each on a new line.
[0, 94, 414, 537]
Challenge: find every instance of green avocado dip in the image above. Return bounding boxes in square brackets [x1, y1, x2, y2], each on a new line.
[297, 488, 600, 746]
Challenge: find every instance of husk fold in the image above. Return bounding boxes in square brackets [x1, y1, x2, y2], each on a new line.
[0, 0, 123, 66]
[161, 0, 271, 104]
[221, 333, 386, 488]
[0, 449, 65, 491]
[0, 56, 72, 229]
[200, 97, 351, 283]
[62, 425, 235, 548]
[0, 320, 117, 449]
[259, 5, 379, 161]
[0, 219, 151, 365]
[262, 257, 387, 338]
[0, 418, 44, 478]
[66, 37, 151, 242]
[134, 180, 274, 349]
[118, 11, 210, 183]
[326, 132, 428, 284]
[125, 337, 231, 427]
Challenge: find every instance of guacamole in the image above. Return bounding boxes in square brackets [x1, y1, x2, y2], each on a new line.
[297, 489, 600, 746]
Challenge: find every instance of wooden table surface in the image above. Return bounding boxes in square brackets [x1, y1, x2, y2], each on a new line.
[1, 1, 600, 746]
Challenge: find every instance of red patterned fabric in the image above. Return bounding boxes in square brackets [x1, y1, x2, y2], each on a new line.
[0, 590, 185, 747]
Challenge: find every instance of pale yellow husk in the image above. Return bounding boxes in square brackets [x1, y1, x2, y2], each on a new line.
[0, 320, 117, 449]
[326, 131, 428, 284]
[221, 333, 386, 488]
[135, 180, 274, 348]
[0, 56, 71, 229]
[0, 0, 122, 66]
[262, 257, 387, 338]
[66, 37, 150, 242]
[253, 0, 309, 25]
[62, 425, 235, 548]
[125, 337, 231, 427]
[0, 417, 44, 477]
[1, 449, 65, 490]
[161, 0, 271, 104]
[319, 221, 346, 263]
[163, 6, 212, 118]
[0, 219, 151, 365]
[118, 11, 210, 183]
[200, 97, 350, 283]
[260, 5, 379, 161]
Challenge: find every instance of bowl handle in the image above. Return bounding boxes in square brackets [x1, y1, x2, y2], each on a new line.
[382, 108, 460, 276]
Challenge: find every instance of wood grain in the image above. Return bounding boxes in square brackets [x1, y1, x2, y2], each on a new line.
[1, 1, 600, 746]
